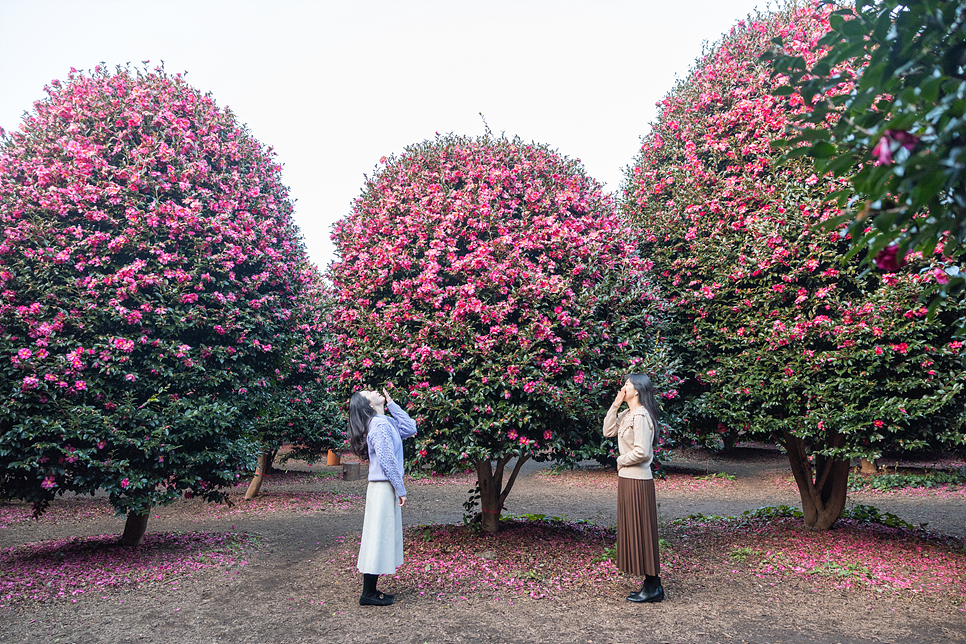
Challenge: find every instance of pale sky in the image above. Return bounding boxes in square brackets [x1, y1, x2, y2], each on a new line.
[0, 0, 768, 269]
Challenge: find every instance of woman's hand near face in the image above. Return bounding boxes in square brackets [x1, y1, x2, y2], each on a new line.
[612, 387, 626, 409]
[382, 388, 394, 406]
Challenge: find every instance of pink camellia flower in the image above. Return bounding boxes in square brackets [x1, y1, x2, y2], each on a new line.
[120, 478, 130, 488]
[544, 430, 553, 441]
[22, 375, 40, 389]
[887, 129, 920, 151]
[41, 475, 57, 490]
[17, 348, 32, 360]
[874, 244, 907, 272]
[871, 135, 893, 165]
[125, 373, 137, 382]
[74, 380, 87, 391]
[933, 267, 949, 284]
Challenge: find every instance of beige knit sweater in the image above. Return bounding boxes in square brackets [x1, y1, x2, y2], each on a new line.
[602, 406, 654, 480]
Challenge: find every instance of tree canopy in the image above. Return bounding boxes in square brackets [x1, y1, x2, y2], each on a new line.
[328, 133, 675, 532]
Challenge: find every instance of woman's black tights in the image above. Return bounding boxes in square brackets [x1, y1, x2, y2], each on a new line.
[362, 573, 379, 596]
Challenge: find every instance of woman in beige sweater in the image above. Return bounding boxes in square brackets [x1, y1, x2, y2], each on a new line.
[602, 374, 664, 603]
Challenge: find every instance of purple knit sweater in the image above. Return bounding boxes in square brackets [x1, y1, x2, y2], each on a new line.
[366, 401, 417, 497]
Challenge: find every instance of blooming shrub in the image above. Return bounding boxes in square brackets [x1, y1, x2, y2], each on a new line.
[246, 268, 345, 484]
[328, 133, 674, 532]
[0, 65, 311, 543]
[622, 4, 966, 530]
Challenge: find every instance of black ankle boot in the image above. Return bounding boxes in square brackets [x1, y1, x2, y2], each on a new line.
[627, 575, 664, 603]
[360, 573, 394, 606]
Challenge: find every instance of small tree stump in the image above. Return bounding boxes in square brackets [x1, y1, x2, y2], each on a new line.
[342, 462, 361, 481]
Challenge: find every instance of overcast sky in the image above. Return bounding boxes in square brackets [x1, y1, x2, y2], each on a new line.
[0, 0, 769, 269]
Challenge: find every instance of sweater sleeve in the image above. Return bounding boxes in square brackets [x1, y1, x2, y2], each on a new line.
[603, 408, 627, 437]
[370, 425, 407, 497]
[387, 401, 417, 439]
[616, 413, 653, 468]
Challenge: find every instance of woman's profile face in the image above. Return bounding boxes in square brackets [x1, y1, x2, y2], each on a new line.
[621, 379, 639, 401]
[362, 390, 384, 406]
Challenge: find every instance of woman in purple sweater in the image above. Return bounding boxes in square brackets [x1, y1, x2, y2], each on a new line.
[348, 388, 417, 606]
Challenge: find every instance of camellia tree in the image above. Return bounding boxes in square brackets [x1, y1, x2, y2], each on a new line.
[0, 65, 311, 545]
[328, 133, 676, 533]
[623, 3, 966, 530]
[244, 268, 345, 499]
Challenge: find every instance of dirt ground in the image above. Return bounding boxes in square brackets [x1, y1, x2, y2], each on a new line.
[1, 445, 965, 644]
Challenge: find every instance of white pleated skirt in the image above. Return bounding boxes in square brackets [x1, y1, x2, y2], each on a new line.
[357, 481, 404, 575]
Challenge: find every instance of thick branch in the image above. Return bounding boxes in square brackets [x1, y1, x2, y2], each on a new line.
[499, 453, 531, 507]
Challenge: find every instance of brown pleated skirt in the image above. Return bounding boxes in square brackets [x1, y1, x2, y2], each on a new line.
[617, 476, 660, 577]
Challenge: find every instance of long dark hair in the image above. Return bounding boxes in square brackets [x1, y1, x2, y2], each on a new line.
[626, 374, 660, 448]
[348, 392, 376, 459]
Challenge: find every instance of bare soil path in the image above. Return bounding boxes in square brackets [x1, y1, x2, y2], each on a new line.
[1, 445, 964, 644]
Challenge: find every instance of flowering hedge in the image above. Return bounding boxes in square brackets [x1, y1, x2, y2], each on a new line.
[328, 133, 674, 532]
[0, 65, 311, 544]
[622, 4, 966, 530]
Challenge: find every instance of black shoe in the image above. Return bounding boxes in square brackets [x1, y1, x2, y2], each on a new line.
[627, 579, 664, 603]
[360, 592, 393, 606]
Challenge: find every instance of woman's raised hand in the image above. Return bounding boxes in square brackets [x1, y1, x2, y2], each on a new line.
[382, 388, 394, 406]
[612, 387, 626, 409]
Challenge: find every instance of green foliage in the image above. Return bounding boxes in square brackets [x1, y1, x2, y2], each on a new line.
[842, 504, 915, 530]
[729, 546, 760, 562]
[742, 505, 805, 521]
[678, 504, 915, 531]
[462, 484, 481, 527]
[848, 468, 966, 491]
[696, 472, 737, 481]
[767, 0, 966, 327]
[592, 544, 617, 565]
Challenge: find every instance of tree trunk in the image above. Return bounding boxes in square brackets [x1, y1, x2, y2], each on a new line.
[783, 430, 850, 531]
[475, 453, 531, 533]
[245, 449, 274, 500]
[120, 510, 150, 547]
[860, 457, 878, 475]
